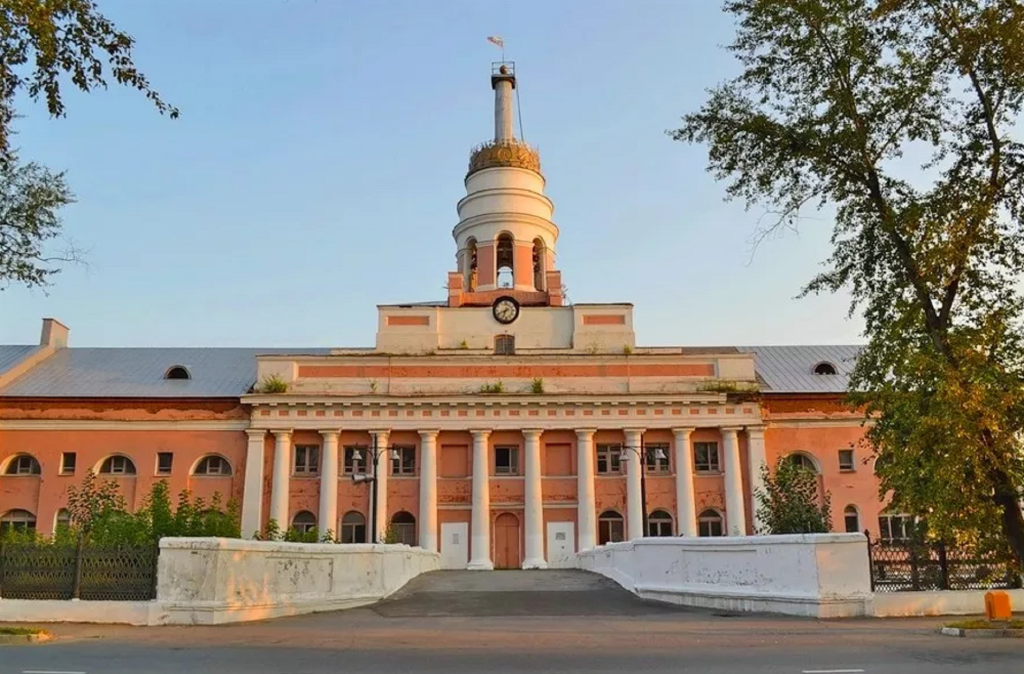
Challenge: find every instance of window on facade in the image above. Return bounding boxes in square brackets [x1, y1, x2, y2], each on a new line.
[598, 510, 624, 545]
[344, 446, 368, 475]
[340, 511, 366, 544]
[4, 454, 41, 475]
[390, 511, 417, 546]
[878, 513, 913, 543]
[391, 446, 416, 476]
[813, 362, 838, 375]
[495, 446, 519, 475]
[156, 452, 173, 475]
[61, 452, 76, 475]
[693, 442, 720, 473]
[844, 506, 860, 533]
[291, 510, 316, 534]
[596, 444, 622, 474]
[647, 510, 674, 537]
[785, 453, 818, 473]
[164, 365, 191, 380]
[0, 509, 37, 534]
[838, 449, 855, 472]
[100, 455, 136, 476]
[465, 237, 478, 291]
[494, 334, 515, 355]
[294, 445, 320, 475]
[55, 508, 72, 532]
[698, 509, 724, 537]
[496, 233, 514, 288]
[194, 455, 232, 476]
[645, 443, 670, 473]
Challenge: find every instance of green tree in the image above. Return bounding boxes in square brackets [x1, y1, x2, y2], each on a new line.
[675, 1, 1024, 566]
[65, 470, 126, 539]
[756, 457, 833, 534]
[0, 0, 177, 290]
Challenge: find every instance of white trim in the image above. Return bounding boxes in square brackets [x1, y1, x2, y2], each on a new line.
[766, 419, 869, 428]
[0, 420, 250, 431]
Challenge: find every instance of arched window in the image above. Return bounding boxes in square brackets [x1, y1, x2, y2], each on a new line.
[784, 452, 819, 474]
[4, 454, 41, 475]
[647, 510, 674, 537]
[340, 510, 366, 544]
[164, 365, 191, 380]
[532, 237, 546, 290]
[291, 510, 316, 534]
[598, 509, 624, 545]
[465, 238, 479, 291]
[193, 455, 232, 476]
[54, 508, 72, 532]
[390, 511, 416, 546]
[494, 334, 515, 355]
[495, 233, 514, 288]
[99, 455, 136, 476]
[813, 362, 838, 375]
[698, 509, 724, 537]
[878, 512, 913, 543]
[0, 509, 37, 534]
[844, 505, 860, 533]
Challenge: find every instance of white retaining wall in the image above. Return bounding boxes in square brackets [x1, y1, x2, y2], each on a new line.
[577, 533, 873, 617]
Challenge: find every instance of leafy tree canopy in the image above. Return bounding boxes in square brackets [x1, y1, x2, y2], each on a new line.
[676, 0, 1024, 567]
[756, 456, 833, 534]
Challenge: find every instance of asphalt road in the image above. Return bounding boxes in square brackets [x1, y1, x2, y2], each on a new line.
[1, 571, 1021, 673]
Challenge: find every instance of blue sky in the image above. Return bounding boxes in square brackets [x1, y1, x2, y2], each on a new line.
[1, 0, 861, 348]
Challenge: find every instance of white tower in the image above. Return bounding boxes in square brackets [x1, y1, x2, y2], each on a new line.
[447, 62, 563, 307]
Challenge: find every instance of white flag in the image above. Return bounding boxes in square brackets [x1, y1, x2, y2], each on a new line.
[487, 36, 504, 48]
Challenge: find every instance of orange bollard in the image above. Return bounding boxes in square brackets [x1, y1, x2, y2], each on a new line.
[984, 591, 1012, 621]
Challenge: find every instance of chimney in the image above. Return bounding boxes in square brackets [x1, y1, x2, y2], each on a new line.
[40, 318, 69, 349]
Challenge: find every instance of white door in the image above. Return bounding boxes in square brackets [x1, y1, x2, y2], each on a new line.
[440, 522, 469, 569]
[546, 521, 576, 569]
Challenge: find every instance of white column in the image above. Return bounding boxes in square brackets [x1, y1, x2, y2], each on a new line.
[418, 430, 439, 552]
[468, 429, 493, 570]
[747, 426, 768, 534]
[722, 426, 747, 536]
[318, 430, 340, 540]
[522, 429, 546, 569]
[269, 430, 292, 537]
[494, 78, 514, 141]
[372, 430, 390, 542]
[624, 428, 645, 540]
[576, 429, 597, 551]
[241, 430, 266, 538]
[673, 427, 697, 537]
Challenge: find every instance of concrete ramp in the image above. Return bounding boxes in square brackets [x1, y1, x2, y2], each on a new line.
[373, 569, 688, 617]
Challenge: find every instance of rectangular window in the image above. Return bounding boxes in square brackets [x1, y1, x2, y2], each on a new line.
[879, 514, 913, 542]
[596, 444, 622, 474]
[598, 517, 625, 545]
[645, 443, 670, 473]
[391, 445, 416, 475]
[60, 452, 77, 475]
[495, 446, 519, 475]
[693, 442, 720, 473]
[294, 445, 320, 475]
[838, 449, 855, 472]
[344, 446, 368, 475]
[156, 452, 173, 475]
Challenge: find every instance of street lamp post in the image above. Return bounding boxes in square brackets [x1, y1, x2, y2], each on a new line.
[620, 441, 668, 537]
[350, 436, 400, 544]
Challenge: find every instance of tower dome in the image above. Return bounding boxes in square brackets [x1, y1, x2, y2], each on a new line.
[447, 61, 562, 307]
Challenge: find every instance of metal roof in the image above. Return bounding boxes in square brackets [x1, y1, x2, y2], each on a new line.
[737, 345, 862, 393]
[0, 345, 38, 376]
[0, 347, 329, 398]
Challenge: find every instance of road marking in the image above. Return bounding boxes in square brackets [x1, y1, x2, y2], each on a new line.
[802, 670, 865, 674]
[22, 670, 87, 674]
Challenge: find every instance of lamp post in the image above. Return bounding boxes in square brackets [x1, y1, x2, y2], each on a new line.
[350, 436, 400, 544]
[619, 441, 668, 537]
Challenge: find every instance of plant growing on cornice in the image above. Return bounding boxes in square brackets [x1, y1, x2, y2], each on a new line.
[530, 378, 545, 394]
[622, 344, 633, 355]
[459, 339, 469, 350]
[256, 374, 288, 394]
[480, 381, 505, 394]
[586, 343, 600, 355]
[369, 379, 379, 394]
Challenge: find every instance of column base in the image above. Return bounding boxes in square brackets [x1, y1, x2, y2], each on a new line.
[521, 558, 548, 570]
[467, 559, 494, 571]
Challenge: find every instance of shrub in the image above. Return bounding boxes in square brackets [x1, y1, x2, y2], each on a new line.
[256, 374, 288, 394]
[755, 457, 833, 534]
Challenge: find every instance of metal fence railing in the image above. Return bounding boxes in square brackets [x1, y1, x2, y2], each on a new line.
[0, 541, 158, 601]
[867, 535, 1022, 593]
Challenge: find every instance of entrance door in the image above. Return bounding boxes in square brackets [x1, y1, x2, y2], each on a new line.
[546, 521, 575, 569]
[440, 522, 469, 569]
[494, 513, 521, 569]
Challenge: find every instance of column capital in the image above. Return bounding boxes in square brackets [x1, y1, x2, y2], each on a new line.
[418, 429, 440, 440]
[471, 429, 491, 441]
[522, 429, 544, 439]
[369, 429, 391, 436]
[671, 427, 696, 437]
[720, 426, 743, 434]
[246, 429, 267, 440]
[272, 429, 293, 439]
[745, 425, 766, 438]
[575, 428, 596, 439]
[623, 427, 647, 434]
[319, 429, 341, 438]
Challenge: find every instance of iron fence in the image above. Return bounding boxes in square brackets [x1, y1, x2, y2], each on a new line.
[0, 540, 158, 601]
[867, 536, 1022, 593]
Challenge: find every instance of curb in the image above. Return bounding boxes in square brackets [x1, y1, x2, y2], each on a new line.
[940, 627, 1024, 639]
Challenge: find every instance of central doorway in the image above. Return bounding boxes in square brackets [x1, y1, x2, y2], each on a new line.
[494, 512, 522, 569]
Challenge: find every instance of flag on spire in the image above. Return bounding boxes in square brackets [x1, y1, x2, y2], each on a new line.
[487, 36, 504, 48]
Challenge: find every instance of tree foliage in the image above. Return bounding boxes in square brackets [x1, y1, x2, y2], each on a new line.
[0, 0, 177, 290]
[675, 0, 1024, 567]
[755, 457, 833, 534]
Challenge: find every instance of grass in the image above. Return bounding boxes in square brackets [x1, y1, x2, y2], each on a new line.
[945, 619, 1024, 630]
[0, 626, 48, 636]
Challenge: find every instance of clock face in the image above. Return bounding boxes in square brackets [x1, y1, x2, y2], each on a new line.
[493, 297, 520, 324]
